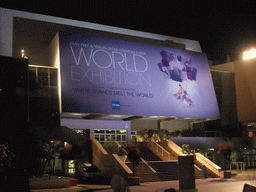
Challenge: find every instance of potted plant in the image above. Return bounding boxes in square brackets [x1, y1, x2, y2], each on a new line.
[127, 143, 141, 185]
[181, 144, 197, 160]
[127, 143, 140, 177]
[182, 144, 191, 155]
[217, 142, 233, 178]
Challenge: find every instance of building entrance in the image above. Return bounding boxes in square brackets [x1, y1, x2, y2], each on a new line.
[94, 129, 127, 146]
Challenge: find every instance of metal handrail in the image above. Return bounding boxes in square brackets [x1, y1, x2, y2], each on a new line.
[140, 157, 157, 173]
[194, 164, 202, 171]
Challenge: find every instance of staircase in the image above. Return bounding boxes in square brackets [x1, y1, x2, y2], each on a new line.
[140, 146, 162, 161]
[125, 144, 216, 183]
[125, 146, 179, 182]
[125, 161, 161, 183]
[140, 146, 179, 181]
[194, 160, 215, 178]
[158, 140, 221, 178]
[149, 161, 179, 181]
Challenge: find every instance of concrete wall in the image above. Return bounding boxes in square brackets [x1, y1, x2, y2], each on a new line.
[48, 33, 60, 68]
[212, 58, 256, 122]
[170, 137, 251, 150]
[0, 8, 202, 60]
[131, 119, 158, 132]
[161, 119, 192, 131]
[131, 119, 193, 132]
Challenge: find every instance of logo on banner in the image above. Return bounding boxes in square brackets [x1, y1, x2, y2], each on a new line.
[112, 101, 121, 110]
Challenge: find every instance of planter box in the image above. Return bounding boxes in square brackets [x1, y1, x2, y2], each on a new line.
[220, 171, 231, 178]
[127, 176, 140, 186]
[176, 189, 198, 192]
[70, 179, 77, 186]
[178, 155, 195, 190]
[30, 180, 70, 189]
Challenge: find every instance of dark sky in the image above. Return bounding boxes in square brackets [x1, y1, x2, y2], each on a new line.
[2, 1, 256, 63]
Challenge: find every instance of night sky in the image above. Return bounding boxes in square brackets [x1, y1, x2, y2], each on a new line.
[2, 1, 256, 63]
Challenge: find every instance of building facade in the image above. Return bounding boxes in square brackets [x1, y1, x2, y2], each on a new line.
[0, 7, 210, 137]
[2, 7, 254, 170]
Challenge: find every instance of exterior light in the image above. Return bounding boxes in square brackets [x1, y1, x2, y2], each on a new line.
[243, 48, 256, 60]
[21, 49, 28, 59]
[21, 49, 24, 58]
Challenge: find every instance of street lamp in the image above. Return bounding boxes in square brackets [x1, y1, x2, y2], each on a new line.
[243, 48, 256, 60]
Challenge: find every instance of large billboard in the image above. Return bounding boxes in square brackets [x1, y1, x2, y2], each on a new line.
[59, 31, 220, 118]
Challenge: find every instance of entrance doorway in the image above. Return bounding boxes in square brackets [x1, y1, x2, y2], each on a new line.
[94, 129, 127, 146]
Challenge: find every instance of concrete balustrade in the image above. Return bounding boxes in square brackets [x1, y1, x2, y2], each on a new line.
[91, 139, 133, 181]
[148, 141, 171, 161]
[164, 139, 221, 177]
[194, 152, 221, 177]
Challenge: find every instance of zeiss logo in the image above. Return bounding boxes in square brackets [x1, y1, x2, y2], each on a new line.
[112, 101, 121, 110]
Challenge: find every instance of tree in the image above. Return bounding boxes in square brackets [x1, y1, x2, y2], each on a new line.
[217, 142, 233, 171]
[39, 141, 65, 179]
[0, 129, 44, 191]
[127, 143, 140, 177]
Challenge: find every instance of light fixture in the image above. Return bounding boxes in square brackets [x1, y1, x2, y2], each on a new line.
[21, 49, 28, 59]
[243, 48, 256, 60]
[21, 49, 24, 58]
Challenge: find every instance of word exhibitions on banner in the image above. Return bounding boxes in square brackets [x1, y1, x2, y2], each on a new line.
[70, 46, 152, 87]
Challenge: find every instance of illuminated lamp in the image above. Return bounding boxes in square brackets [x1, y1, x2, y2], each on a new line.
[21, 49, 28, 59]
[248, 131, 254, 137]
[243, 48, 256, 60]
[21, 49, 24, 58]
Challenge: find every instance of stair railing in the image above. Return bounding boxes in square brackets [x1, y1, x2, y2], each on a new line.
[194, 164, 202, 171]
[149, 141, 171, 161]
[91, 139, 133, 179]
[140, 157, 157, 173]
[194, 152, 221, 177]
[113, 154, 133, 179]
[166, 139, 221, 177]
[166, 139, 183, 157]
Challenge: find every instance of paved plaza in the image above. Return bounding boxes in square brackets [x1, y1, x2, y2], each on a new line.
[31, 169, 256, 192]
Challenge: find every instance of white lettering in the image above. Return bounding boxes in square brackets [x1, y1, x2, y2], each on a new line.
[93, 49, 112, 69]
[133, 54, 148, 72]
[70, 46, 93, 66]
[112, 51, 125, 70]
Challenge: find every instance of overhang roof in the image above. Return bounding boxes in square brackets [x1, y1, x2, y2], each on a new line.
[60, 112, 181, 121]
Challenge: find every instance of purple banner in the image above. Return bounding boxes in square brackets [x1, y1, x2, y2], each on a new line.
[59, 31, 220, 118]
